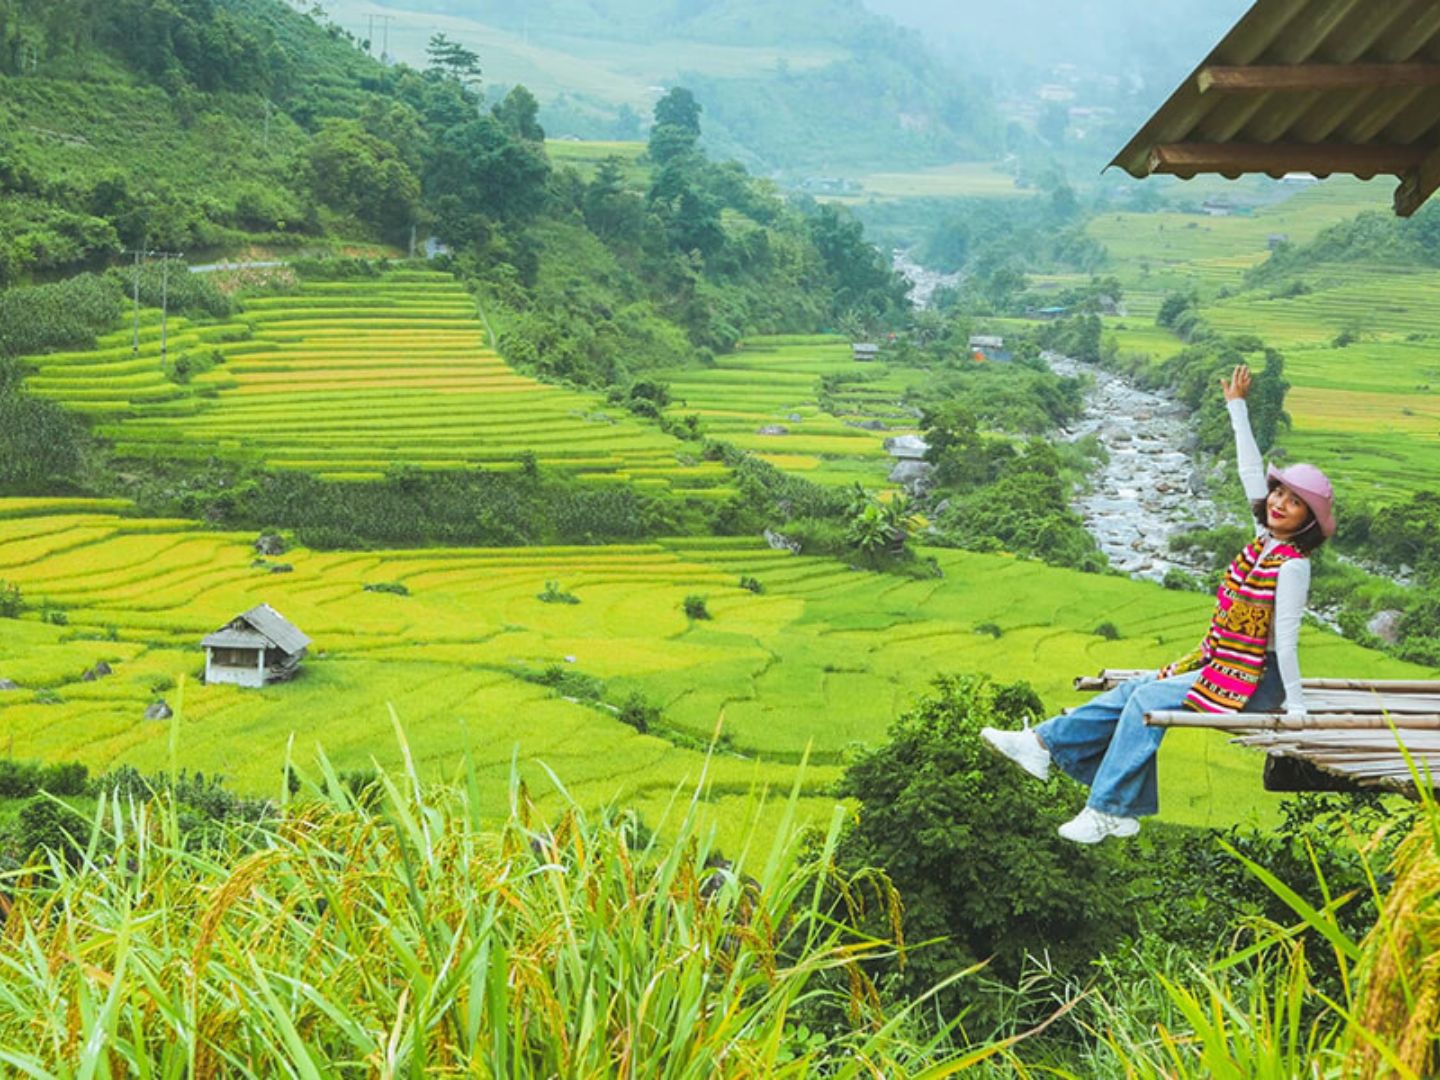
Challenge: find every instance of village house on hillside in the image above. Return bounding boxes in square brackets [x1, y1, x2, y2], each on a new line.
[202, 603, 310, 688]
[968, 334, 1012, 362]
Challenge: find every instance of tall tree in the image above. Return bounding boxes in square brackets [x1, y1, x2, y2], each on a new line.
[648, 87, 701, 166]
[492, 85, 544, 142]
[425, 32, 481, 84]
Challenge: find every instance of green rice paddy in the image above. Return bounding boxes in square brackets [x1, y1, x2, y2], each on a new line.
[24, 269, 729, 495]
[1, 500, 1428, 846]
[1088, 179, 1440, 502]
[656, 335, 924, 486]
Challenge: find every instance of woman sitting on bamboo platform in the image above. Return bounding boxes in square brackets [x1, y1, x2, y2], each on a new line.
[981, 363, 1337, 844]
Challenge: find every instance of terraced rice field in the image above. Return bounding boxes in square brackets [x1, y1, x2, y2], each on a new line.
[23, 269, 726, 495]
[656, 335, 925, 487]
[2, 500, 1427, 837]
[1088, 180, 1440, 501]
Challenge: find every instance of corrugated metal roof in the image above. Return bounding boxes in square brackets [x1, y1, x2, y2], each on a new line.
[1110, 0, 1440, 215]
[202, 604, 310, 655]
[240, 603, 311, 655]
[201, 628, 270, 650]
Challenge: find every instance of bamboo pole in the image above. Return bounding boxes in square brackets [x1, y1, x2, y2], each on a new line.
[1076, 671, 1440, 694]
[1302, 678, 1440, 693]
[1145, 711, 1440, 730]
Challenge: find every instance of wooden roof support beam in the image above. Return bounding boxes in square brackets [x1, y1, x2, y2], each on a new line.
[1394, 144, 1440, 217]
[1147, 141, 1427, 177]
[1199, 63, 1440, 93]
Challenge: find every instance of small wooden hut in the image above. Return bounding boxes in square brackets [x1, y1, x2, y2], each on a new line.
[202, 603, 311, 688]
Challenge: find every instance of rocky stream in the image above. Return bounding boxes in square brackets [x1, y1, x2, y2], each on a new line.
[1044, 351, 1223, 584]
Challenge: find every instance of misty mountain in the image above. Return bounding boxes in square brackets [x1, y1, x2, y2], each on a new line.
[356, 0, 1000, 169]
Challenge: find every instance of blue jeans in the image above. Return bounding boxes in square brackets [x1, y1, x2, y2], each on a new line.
[1033, 658, 1284, 818]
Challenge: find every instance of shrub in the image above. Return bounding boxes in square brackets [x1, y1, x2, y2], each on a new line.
[683, 594, 711, 620]
[974, 621, 1003, 638]
[1093, 621, 1122, 640]
[617, 691, 659, 734]
[833, 675, 1137, 1030]
[363, 582, 411, 596]
[14, 796, 84, 861]
[1162, 568, 1203, 592]
[739, 575, 765, 594]
[0, 581, 23, 618]
[0, 274, 124, 358]
[537, 581, 580, 604]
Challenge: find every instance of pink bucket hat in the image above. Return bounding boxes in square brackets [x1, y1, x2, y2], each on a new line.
[1267, 463, 1336, 537]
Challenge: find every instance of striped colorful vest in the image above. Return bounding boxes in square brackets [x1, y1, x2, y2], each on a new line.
[1166, 534, 1304, 714]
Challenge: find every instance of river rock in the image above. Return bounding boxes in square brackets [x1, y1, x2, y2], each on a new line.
[763, 528, 802, 554]
[884, 434, 929, 459]
[888, 460, 933, 491]
[1366, 609, 1405, 645]
[82, 660, 113, 682]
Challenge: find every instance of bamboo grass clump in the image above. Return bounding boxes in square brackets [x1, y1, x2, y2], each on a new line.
[0, 733, 1008, 1077]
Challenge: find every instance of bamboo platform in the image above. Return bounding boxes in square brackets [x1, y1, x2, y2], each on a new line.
[1073, 668, 1440, 791]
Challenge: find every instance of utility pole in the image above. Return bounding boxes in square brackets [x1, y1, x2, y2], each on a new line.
[121, 248, 184, 358]
[123, 247, 147, 355]
[378, 13, 393, 63]
[155, 252, 184, 360]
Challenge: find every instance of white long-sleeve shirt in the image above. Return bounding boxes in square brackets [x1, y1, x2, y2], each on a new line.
[1227, 398, 1308, 714]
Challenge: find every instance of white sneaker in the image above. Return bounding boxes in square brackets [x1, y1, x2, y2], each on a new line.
[979, 726, 1050, 781]
[1058, 807, 1140, 844]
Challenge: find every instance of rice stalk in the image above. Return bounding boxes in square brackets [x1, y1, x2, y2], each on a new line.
[0, 730, 1011, 1076]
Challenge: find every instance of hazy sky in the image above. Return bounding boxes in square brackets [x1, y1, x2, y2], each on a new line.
[864, 0, 1251, 95]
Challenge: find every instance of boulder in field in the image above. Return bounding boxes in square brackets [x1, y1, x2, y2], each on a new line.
[888, 459, 933, 491]
[254, 533, 288, 556]
[0, 679, 18, 691]
[1367, 609, 1405, 646]
[763, 528, 802, 554]
[756, 425, 789, 436]
[145, 700, 174, 721]
[82, 660, 113, 682]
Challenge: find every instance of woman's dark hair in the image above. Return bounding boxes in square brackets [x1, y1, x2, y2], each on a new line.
[1252, 478, 1327, 554]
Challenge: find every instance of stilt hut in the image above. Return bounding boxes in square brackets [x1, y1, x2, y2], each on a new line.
[202, 603, 310, 688]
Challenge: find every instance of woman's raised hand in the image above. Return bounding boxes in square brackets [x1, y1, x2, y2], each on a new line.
[1221, 363, 1251, 401]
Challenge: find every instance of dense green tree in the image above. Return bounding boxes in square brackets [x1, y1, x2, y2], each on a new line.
[805, 205, 908, 320]
[492, 85, 544, 142]
[833, 675, 1136, 1026]
[425, 32, 481, 84]
[0, 363, 89, 492]
[424, 116, 551, 234]
[307, 120, 420, 239]
[582, 157, 645, 246]
[648, 86, 702, 166]
[653, 87, 701, 134]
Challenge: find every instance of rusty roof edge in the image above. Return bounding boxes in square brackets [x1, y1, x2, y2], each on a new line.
[1108, 0, 1315, 177]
